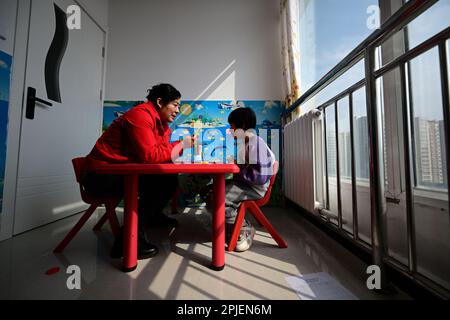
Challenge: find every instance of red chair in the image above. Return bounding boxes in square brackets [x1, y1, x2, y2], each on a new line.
[54, 157, 121, 253]
[227, 160, 288, 251]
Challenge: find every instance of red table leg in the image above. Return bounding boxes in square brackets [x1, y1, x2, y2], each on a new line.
[211, 174, 225, 271]
[123, 174, 138, 272]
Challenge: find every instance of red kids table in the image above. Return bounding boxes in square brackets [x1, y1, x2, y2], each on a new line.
[94, 163, 240, 272]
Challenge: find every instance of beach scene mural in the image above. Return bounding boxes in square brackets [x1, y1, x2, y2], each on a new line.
[103, 100, 284, 206]
[0, 50, 12, 215]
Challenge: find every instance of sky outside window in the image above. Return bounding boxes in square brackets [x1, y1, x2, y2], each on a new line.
[299, 0, 378, 93]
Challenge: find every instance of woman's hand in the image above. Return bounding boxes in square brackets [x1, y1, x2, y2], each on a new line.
[182, 135, 197, 149]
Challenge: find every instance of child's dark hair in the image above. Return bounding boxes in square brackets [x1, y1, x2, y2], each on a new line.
[228, 107, 257, 130]
[146, 83, 181, 107]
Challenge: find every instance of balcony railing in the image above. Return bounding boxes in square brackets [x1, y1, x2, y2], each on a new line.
[282, 0, 450, 298]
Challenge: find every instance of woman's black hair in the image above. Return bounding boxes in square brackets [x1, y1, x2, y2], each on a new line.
[146, 83, 181, 107]
[228, 107, 257, 130]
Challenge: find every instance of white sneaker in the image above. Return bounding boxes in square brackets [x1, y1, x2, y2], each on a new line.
[235, 226, 256, 252]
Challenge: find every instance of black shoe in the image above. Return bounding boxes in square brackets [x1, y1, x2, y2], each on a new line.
[136, 241, 159, 260]
[149, 214, 178, 228]
[137, 227, 159, 259]
[110, 227, 159, 260]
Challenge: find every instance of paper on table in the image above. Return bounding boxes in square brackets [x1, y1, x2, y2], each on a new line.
[286, 272, 358, 300]
[193, 154, 203, 163]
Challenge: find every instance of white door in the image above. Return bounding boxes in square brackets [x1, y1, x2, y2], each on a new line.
[14, 0, 105, 234]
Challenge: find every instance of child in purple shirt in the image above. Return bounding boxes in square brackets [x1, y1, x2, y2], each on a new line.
[216, 107, 276, 252]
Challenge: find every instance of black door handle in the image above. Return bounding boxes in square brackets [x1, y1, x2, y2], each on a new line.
[26, 87, 53, 120]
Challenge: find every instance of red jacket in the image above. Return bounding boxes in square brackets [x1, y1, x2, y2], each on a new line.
[86, 102, 181, 170]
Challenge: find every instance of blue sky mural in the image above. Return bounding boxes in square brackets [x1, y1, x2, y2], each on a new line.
[0, 50, 13, 214]
[103, 100, 283, 130]
[172, 100, 282, 129]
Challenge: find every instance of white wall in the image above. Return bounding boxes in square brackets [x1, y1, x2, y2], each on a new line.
[76, 0, 109, 30]
[105, 0, 283, 101]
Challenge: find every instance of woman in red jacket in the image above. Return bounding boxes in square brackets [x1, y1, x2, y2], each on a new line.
[83, 83, 194, 259]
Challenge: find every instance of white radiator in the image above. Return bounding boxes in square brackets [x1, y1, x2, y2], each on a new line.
[283, 110, 321, 213]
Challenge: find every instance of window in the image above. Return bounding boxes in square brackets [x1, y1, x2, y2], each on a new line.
[374, 12, 450, 287]
[325, 105, 338, 224]
[296, 0, 450, 293]
[407, 0, 450, 49]
[377, 0, 450, 69]
[409, 48, 448, 191]
[408, 47, 450, 290]
[298, 0, 378, 92]
[337, 96, 354, 234]
[352, 87, 372, 244]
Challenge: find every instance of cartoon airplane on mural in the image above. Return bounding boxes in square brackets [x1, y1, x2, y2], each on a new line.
[218, 102, 239, 110]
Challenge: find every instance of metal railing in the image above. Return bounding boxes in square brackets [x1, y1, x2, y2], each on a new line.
[282, 0, 450, 297]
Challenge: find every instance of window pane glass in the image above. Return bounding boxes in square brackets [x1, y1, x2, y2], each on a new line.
[314, 120, 325, 205]
[299, 0, 378, 92]
[325, 105, 338, 225]
[407, 0, 450, 49]
[376, 67, 409, 265]
[301, 60, 365, 116]
[410, 49, 447, 191]
[352, 87, 372, 244]
[376, 0, 450, 70]
[409, 47, 450, 290]
[448, 40, 450, 81]
[448, 40, 450, 83]
[337, 97, 353, 234]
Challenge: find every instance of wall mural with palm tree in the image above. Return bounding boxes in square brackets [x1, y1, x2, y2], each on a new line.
[102, 100, 285, 207]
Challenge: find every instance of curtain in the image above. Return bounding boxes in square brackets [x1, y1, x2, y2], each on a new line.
[281, 0, 301, 119]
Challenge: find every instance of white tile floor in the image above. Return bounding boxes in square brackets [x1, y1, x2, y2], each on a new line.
[0, 206, 410, 300]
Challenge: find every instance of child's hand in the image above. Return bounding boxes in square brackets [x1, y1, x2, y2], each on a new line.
[226, 155, 236, 164]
